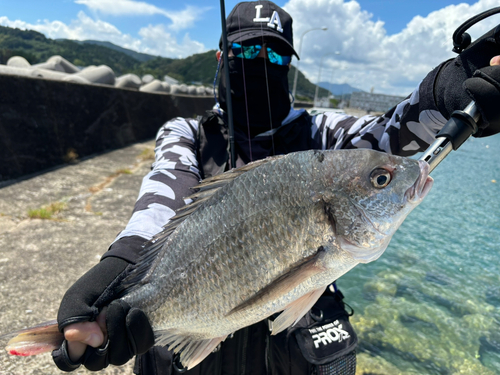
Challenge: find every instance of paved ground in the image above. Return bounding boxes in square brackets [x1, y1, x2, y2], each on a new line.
[0, 140, 156, 375]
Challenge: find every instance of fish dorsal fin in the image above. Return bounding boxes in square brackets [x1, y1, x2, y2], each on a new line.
[119, 155, 285, 294]
[155, 331, 227, 370]
[271, 286, 326, 335]
[227, 246, 327, 316]
[188, 154, 286, 199]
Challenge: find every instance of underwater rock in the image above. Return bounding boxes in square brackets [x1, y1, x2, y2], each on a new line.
[425, 272, 451, 286]
[485, 286, 500, 308]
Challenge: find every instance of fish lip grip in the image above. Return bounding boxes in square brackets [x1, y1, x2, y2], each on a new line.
[420, 102, 480, 173]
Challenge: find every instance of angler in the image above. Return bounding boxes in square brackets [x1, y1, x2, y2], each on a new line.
[6, 1, 500, 375]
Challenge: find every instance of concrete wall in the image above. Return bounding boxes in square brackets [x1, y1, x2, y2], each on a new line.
[0, 74, 214, 182]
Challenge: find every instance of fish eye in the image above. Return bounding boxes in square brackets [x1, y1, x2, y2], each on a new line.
[370, 168, 392, 189]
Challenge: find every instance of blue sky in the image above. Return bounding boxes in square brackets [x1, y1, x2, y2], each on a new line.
[1, 0, 499, 95]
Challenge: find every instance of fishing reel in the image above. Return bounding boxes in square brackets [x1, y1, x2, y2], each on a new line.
[420, 6, 500, 172]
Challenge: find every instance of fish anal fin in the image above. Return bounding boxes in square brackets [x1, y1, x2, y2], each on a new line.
[155, 331, 226, 370]
[227, 247, 327, 316]
[271, 286, 326, 335]
[181, 336, 227, 369]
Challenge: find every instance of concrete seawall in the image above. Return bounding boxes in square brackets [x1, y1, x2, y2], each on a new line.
[0, 74, 213, 183]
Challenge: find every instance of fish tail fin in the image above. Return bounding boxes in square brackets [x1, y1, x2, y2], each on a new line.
[4, 319, 63, 356]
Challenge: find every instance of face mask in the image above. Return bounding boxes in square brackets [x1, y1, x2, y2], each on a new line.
[218, 56, 290, 138]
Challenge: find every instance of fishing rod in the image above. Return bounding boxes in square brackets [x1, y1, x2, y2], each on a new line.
[420, 7, 500, 173]
[219, 0, 237, 168]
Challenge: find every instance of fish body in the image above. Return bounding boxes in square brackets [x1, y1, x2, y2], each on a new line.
[5, 149, 433, 370]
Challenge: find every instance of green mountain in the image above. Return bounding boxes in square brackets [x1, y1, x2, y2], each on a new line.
[80, 40, 158, 62]
[0, 25, 329, 100]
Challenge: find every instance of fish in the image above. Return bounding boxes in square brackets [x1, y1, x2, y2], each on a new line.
[4, 149, 433, 370]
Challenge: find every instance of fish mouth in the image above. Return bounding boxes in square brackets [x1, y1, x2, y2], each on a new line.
[405, 160, 433, 203]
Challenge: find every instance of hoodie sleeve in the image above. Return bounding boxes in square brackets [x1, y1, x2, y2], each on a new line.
[102, 117, 201, 263]
[311, 66, 447, 156]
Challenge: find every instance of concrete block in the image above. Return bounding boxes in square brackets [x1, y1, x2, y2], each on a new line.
[6, 56, 31, 68]
[139, 79, 167, 93]
[30, 69, 69, 80]
[187, 85, 197, 95]
[0, 65, 33, 78]
[62, 75, 91, 84]
[115, 73, 142, 89]
[32, 60, 65, 72]
[178, 84, 188, 94]
[47, 55, 80, 74]
[161, 82, 171, 93]
[74, 65, 115, 85]
[196, 86, 207, 96]
[142, 74, 154, 84]
[170, 84, 181, 94]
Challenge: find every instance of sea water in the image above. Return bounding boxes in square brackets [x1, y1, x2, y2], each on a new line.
[339, 133, 500, 374]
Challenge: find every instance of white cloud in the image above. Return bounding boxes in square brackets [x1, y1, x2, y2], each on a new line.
[0, 11, 205, 58]
[75, 0, 170, 17]
[74, 0, 209, 31]
[284, 0, 500, 95]
[138, 24, 205, 58]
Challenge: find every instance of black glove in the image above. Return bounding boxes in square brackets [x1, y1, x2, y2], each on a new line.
[52, 255, 155, 371]
[434, 25, 500, 137]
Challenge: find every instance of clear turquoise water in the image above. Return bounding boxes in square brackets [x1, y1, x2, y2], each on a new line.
[338, 134, 500, 374]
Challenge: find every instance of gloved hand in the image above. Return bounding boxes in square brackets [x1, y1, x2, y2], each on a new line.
[463, 64, 500, 137]
[52, 256, 155, 371]
[433, 25, 500, 137]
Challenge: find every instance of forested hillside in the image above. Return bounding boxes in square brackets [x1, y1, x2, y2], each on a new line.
[0, 25, 329, 100]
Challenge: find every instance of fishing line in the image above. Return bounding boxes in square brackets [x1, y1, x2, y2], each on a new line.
[219, 0, 236, 168]
[235, 0, 277, 160]
[255, 1, 277, 157]
[236, 8, 254, 161]
[258, 32, 276, 157]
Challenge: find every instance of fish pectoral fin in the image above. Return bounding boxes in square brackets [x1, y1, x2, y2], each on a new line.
[271, 286, 326, 335]
[155, 330, 227, 370]
[227, 247, 327, 316]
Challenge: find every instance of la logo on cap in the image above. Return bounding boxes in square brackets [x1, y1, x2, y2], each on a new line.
[253, 5, 283, 33]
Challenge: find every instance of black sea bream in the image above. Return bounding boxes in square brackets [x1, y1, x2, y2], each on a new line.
[5, 149, 433, 370]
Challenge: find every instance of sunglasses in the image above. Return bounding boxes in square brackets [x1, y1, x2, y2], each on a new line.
[231, 42, 292, 66]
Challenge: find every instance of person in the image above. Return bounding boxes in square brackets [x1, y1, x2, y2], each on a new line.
[52, 1, 500, 374]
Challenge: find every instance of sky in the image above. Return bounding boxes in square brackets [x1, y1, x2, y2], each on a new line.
[1, 0, 500, 95]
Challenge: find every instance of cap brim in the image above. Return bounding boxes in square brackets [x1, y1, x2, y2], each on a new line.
[224, 29, 299, 59]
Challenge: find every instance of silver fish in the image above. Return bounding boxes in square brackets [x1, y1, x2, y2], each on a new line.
[5, 149, 433, 369]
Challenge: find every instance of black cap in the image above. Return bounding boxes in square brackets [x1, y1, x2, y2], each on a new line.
[220, 1, 299, 59]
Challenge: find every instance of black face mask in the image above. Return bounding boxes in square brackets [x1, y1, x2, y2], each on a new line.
[218, 56, 290, 138]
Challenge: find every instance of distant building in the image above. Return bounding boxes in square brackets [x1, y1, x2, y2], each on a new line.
[350, 91, 406, 113]
[164, 75, 179, 85]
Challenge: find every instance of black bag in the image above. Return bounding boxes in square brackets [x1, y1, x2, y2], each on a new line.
[292, 287, 357, 375]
